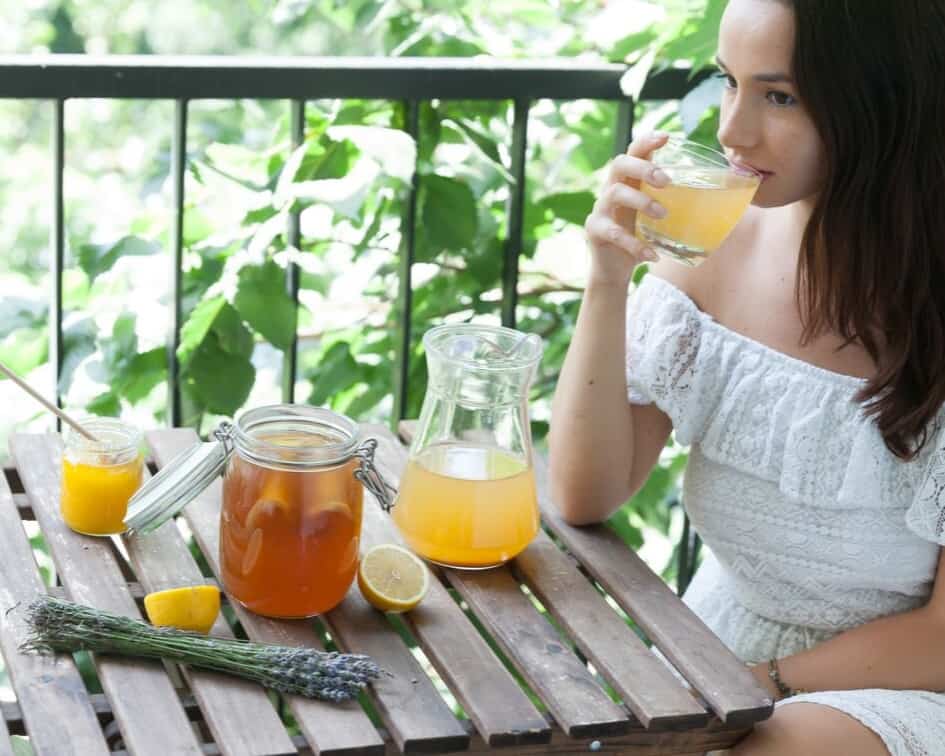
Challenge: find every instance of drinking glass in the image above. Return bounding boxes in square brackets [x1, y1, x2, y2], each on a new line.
[636, 137, 761, 266]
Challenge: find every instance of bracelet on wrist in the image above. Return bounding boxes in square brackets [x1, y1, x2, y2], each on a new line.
[767, 658, 808, 699]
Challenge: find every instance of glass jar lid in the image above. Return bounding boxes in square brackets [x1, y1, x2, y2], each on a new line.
[124, 405, 397, 534]
[123, 433, 231, 534]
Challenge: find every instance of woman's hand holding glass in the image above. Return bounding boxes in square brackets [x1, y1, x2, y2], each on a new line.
[584, 131, 671, 285]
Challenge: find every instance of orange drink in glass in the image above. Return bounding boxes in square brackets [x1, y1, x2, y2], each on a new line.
[393, 443, 539, 569]
[636, 138, 760, 266]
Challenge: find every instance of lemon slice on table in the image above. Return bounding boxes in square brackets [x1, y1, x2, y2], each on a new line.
[358, 544, 430, 613]
[144, 585, 221, 634]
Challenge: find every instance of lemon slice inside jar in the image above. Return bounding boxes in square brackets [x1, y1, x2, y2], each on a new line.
[357, 544, 430, 613]
[143, 585, 221, 634]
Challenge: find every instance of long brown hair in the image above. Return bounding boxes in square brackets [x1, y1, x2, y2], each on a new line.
[784, 0, 945, 459]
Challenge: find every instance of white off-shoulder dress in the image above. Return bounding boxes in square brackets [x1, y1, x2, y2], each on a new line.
[625, 274, 945, 756]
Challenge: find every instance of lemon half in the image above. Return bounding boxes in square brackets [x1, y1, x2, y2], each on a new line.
[144, 585, 221, 634]
[357, 544, 429, 613]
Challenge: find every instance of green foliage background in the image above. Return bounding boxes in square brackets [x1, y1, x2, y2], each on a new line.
[0, 0, 729, 722]
[0, 0, 724, 593]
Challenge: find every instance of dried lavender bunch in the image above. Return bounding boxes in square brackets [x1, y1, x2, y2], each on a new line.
[21, 595, 381, 702]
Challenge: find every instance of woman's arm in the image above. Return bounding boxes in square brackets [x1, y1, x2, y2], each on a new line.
[549, 280, 673, 525]
[549, 132, 674, 525]
[752, 547, 945, 697]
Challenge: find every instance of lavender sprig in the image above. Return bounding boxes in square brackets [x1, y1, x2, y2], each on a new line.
[21, 595, 382, 702]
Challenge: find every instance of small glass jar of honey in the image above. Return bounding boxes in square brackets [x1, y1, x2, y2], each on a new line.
[61, 418, 143, 536]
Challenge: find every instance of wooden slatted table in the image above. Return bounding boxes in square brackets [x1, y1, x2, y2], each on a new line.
[0, 424, 773, 755]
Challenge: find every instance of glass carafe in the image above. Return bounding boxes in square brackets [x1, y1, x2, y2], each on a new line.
[392, 324, 543, 569]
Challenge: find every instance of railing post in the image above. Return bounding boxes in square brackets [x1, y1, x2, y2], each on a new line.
[50, 98, 65, 426]
[168, 98, 187, 427]
[392, 100, 420, 427]
[614, 98, 634, 155]
[501, 98, 530, 330]
[282, 99, 305, 404]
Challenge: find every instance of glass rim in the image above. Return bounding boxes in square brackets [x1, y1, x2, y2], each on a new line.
[423, 323, 543, 372]
[653, 135, 762, 180]
[65, 417, 142, 454]
[232, 404, 361, 469]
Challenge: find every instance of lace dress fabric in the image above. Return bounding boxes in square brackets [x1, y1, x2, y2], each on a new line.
[626, 275, 945, 756]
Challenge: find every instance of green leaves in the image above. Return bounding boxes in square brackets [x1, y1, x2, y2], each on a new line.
[307, 341, 359, 406]
[234, 260, 297, 352]
[78, 314, 167, 415]
[118, 348, 167, 403]
[645, 0, 725, 79]
[58, 318, 97, 395]
[537, 192, 595, 227]
[77, 236, 160, 283]
[276, 135, 360, 204]
[186, 336, 256, 415]
[0, 327, 48, 378]
[419, 174, 478, 256]
[178, 296, 256, 416]
[174, 256, 299, 419]
[0, 297, 46, 339]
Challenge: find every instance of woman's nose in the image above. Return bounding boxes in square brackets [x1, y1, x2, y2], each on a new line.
[717, 95, 759, 151]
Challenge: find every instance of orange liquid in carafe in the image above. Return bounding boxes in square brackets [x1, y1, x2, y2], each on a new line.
[393, 443, 540, 568]
[220, 434, 362, 618]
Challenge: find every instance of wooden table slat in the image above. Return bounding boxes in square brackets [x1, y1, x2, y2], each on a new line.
[10, 433, 205, 756]
[461, 719, 753, 756]
[0, 474, 110, 756]
[122, 484, 298, 755]
[532, 455, 774, 727]
[146, 430, 389, 756]
[513, 531, 710, 730]
[0, 716, 12, 756]
[13, 493, 31, 518]
[442, 563, 631, 739]
[366, 426, 556, 747]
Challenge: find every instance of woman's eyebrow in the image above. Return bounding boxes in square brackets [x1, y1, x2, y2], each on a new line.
[715, 55, 794, 84]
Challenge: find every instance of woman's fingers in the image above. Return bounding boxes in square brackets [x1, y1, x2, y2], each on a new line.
[628, 130, 671, 157]
[595, 182, 666, 244]
[585, 213, 658, 263]
[607, 153, 671, 188]
[582, 131, 670, 275]
[599, 182, 667, 219]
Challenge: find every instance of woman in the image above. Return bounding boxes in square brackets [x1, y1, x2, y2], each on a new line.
[549, 1, 945, 754]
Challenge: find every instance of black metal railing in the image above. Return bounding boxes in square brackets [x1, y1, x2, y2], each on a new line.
[0, 55, 702, 420]
[0, 54, 703, 587]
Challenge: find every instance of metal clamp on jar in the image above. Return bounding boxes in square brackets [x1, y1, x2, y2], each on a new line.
[124, 405, 394, 618]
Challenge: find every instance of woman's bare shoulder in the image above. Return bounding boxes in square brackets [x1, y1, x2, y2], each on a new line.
[644, 206, 762, 312]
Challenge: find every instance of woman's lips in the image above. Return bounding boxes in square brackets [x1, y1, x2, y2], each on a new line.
[731, 159, 773, 182]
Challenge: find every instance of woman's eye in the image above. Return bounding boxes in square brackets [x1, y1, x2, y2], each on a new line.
[715, 72, 737, 89]
[767, 90, 797, 106]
